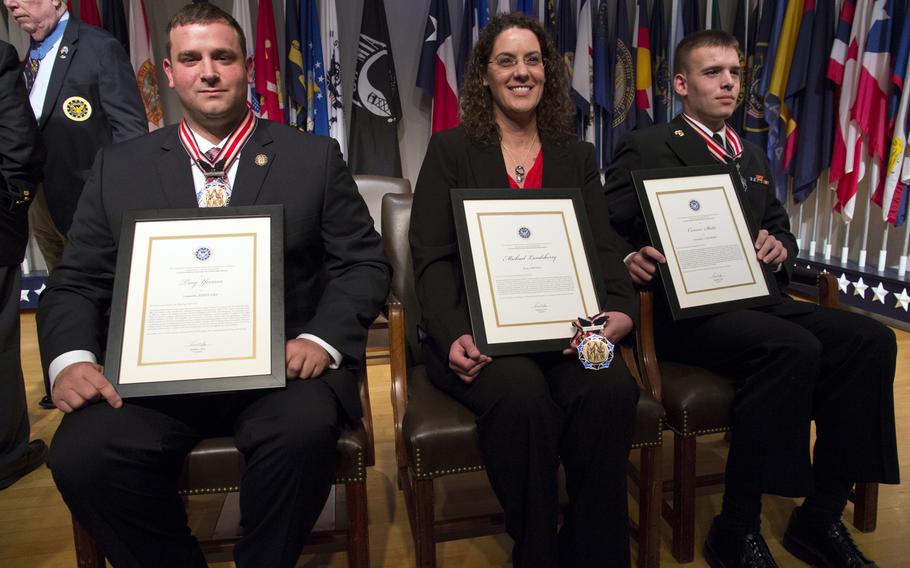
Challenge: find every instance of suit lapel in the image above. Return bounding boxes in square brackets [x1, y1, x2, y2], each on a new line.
[228, 123, 274, 206]
[666, 115, 717, 167]
[39, 18, 78, 129]
[540, 140, 573, 188]
[155, 127, 197, 209]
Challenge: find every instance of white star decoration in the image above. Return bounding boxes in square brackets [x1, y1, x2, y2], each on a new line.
[896, 288, 910, 312]
[20, 289, 30, 302]
[35, 283, 46, 295]
[852, 277, 868, 299]
[871, 282, 889, 304]
[837, 273, 850, 293]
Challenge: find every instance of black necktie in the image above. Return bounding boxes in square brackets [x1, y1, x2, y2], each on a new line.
[712, 132, 733, 159]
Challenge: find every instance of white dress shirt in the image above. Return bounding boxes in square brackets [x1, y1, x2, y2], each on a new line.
[28, 12, 69, 120]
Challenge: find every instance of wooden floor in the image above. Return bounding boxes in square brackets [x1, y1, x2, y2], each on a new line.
[1, 312, 908, 567]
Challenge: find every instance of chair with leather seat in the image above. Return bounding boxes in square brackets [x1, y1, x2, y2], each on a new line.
[70, 360, 376, 568]
[635, 267, 879, 563]
[353, 175, 412, 236]
[381, 192, 666, 568]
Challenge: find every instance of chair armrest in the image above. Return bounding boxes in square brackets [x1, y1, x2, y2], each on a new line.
[357, 360, 375, 467]
[634, 289, 662, 402]
[788, 265, 839, 308]
[386, 292, 409, 472]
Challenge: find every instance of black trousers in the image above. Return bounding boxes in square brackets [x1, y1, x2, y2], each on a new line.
[425, 347, 639, 568]
[656, 298, 900, 498]
[48, 373, 348, 568]
[0, 265, 29, 477]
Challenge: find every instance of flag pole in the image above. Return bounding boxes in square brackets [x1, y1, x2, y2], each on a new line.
[900, 220, 910, 277]
[877, 224, 889, 271]
[809, 177, 821, 257]
[858, 179, 872, 267]
[841, 220, 851, 264]
[825, 181, 835, 260]
[793, 179, 803, 250]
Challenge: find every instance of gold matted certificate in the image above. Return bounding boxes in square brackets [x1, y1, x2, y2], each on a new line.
[451, 189, 606, 356]
[632, 165, 778, 320]
[105, 206, 285, 397]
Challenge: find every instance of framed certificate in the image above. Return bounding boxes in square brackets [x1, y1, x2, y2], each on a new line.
[105, 205, 286, 397]
[451, 188, 606, 356]
[632, 165, 779, 320]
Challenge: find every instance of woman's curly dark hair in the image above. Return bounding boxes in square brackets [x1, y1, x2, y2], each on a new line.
[459, 12, 575, 145]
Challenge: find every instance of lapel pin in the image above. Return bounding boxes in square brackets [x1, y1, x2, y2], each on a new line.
[59, 45, 69, 59]
[255, 154, 268, 166]
[674, 129, 685, 137]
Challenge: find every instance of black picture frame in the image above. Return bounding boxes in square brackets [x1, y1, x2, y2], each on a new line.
[450, 188, 607, 356]
[632, 164, 779, 320]
[105, 205, 286, 397]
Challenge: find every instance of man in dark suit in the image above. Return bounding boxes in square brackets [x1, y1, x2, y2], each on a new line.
[6, 0, 147, 407]
[604, 30, 898, 568]
[36, 4, 389, 566]
[0, 39, 46, 491]
[5, 0, 147, 270]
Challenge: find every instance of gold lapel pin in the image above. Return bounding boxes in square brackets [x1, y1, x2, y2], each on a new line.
[674, 129, 685, 137]
[255, 154, 268, 166]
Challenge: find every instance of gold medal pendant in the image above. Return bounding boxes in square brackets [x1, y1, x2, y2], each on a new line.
[200, 178, 230, 208]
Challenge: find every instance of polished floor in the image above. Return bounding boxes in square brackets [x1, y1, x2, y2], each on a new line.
[1, 312, 908, 567]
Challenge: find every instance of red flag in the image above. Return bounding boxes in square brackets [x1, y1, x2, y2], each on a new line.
[255, 0, 284, 123]
[416, 0, 458, 132]
[80, 0, 102, 27]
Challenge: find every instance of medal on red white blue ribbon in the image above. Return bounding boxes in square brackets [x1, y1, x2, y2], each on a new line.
[571, 312, 614, 370]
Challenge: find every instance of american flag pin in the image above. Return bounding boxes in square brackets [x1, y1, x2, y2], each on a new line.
[59, 46, 68, 59]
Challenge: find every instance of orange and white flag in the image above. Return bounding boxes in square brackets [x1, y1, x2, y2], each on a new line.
[128, 0, 162, 130]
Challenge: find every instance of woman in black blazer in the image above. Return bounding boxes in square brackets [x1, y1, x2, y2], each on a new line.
[409, 13, 638, 567]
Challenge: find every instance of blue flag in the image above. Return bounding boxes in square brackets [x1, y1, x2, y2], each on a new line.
[517, 0, 535, 17]
[456, 0, 490, 87]
[285, 0, 306, 127]
[556, 0, 576, 78]
[545, 0, 558, 42]
[102, 0, 128, 57]
[593, 0, 610, 166]
[650, 0, 669, 124]
[743, 0, 776, 148]
[729, 0, 749, 133]
[670, 0, 685, 117]
[302, 0, 329, 135]
[607, 0, 636, 161]
[788, 0, 835, 203]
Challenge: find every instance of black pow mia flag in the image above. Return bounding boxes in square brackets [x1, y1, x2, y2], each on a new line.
[349, 0, 402, 177]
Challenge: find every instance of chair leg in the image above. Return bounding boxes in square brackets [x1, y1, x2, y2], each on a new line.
[638, 445, 662, 568]
[852, 482, 878, 533]
[345, 481, 370, 568]
[72, 517, 105, 568]
[672, 434, 696, 563]
[413, 477, 437, 568]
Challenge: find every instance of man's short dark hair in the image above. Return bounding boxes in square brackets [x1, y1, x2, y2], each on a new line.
[165, 3, 247, 59]
[673, 30, 740, 75]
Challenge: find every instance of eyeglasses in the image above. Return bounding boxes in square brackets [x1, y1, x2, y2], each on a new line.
[488, 53, 544, 69]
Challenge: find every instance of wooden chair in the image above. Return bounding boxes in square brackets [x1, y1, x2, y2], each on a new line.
[71, 360, 376, 568]
[381, 193, 665, 568]
[635, 266, 879, 563]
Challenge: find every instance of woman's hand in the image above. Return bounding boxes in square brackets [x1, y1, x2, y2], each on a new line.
[449, 334, 492, 383]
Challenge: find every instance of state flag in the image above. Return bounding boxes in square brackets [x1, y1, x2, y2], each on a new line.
[417, 0, 459, 132]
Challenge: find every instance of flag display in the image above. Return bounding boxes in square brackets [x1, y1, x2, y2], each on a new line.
[607, 0, 636, 159]
[285, 0, 306, 126]
[744, 0, 776, 148]
[232, 0, 259, 114]
[350, 0, 402, 176]
[255, 0, 284, 123]
[127, 0, 161, 130]
[417, 0, 459, 132]
[321, 0, 347, 157]
[650, 0, 669, 124]
[80, 0, 101, 27]
[571, 0, 594, 143]
[102, 0, 128, 56]
[302, 0, 329, 135]
[633, 0, 653, 127]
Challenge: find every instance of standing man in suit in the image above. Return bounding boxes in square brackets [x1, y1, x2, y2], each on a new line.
[37, 4, 389, 567]
[5, 0, 148, 407]
[604, 30, 899, 568]
[0, 39, 46, 491]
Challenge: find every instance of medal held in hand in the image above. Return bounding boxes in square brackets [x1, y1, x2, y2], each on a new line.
[572, 313, 614, 371]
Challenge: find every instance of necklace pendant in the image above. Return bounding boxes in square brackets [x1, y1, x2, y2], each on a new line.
[514, 165, 526, 184]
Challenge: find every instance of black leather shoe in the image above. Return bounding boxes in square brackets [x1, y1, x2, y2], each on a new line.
[38, 395, 56, 410]
[0, 440, 48, 490]
[704, 516, 779, 568]
[783, 508, 877, 567]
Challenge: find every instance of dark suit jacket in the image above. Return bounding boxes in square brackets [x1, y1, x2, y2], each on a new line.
[36, 121, 390, 419]
[410, 126, 636, 361]
[0, 41, 44, 266]
[604, 115, 798, 295]
[34, 16, 146, 234]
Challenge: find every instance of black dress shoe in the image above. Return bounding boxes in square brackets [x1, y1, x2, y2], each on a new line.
[38, 395, 56, 409]
[704, 516, 779, 568]
[783, 508, 877, 568]
[0, 440, 48, 490]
